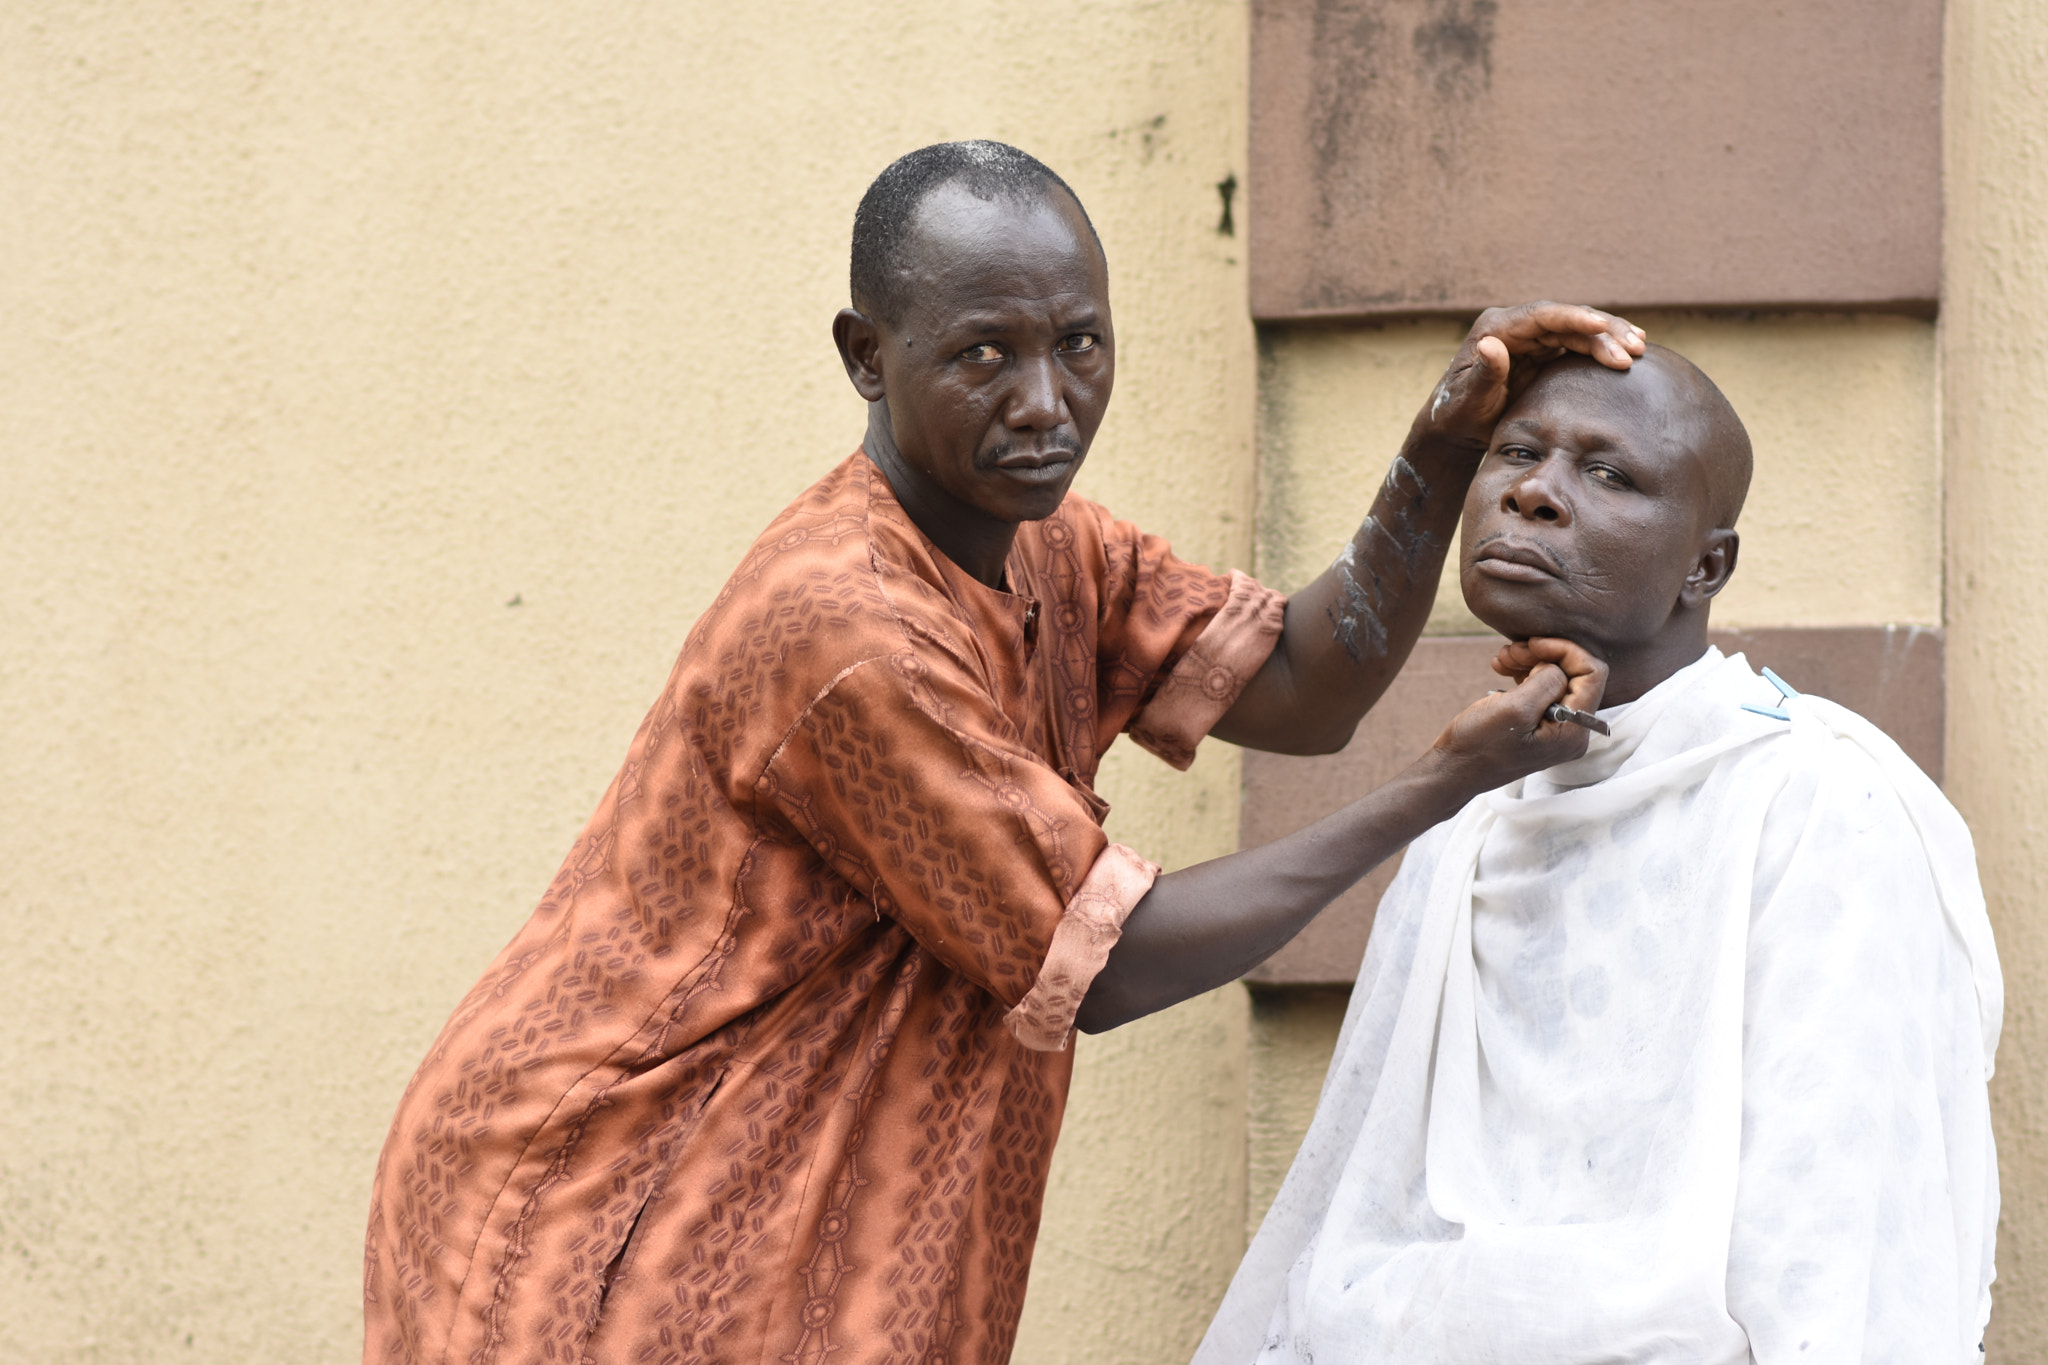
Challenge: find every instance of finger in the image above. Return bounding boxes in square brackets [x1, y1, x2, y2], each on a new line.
[1481, 304, 1646, 368]
[1541, 329, 1638, 370]
[1519, 660, 1570, 704]
[1478, 302, 1606, 346]
[1595, 329, 1638, 369]
[1531, 328, 1641, 355]
[1517, 637, 1609, 713]
[1491, 640, 1539, 679]
[1522, 303, 1641, 344]
[1495, 662, 1570, 729]
[1427, 335, 1514, 430]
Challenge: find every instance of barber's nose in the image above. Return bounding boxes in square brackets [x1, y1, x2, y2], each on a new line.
[1006, 354, 1070, 431]
[1502, 466, 1570, 525]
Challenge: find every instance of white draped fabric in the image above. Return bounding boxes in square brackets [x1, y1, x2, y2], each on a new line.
[1197, 649, 2000, 1365]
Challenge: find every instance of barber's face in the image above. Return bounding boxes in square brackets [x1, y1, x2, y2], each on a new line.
[1460, 360, 1722, 653]
[860, 185, 1114, 523]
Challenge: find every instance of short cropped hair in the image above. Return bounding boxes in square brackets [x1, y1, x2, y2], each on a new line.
[849, 140, 1100, 324]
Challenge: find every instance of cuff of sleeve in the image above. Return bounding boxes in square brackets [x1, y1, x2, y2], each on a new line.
[1127, 570, 1288, 771]
[1003, 843, 1161, 1053]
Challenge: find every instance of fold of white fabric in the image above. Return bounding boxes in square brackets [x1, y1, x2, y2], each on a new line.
[1196, 649, 2000, 1365]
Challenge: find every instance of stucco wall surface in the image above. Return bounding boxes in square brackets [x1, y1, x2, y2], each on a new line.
[1255, 315, 1941, 630]
[0, 4, 1253, 1361]
[1944, 0, 2048, 1355]
[1243, 987, 1350, 1241]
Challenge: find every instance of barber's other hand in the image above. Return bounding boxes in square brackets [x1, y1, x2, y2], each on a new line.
[1423, 638, 1611, 795]
[1415, 302, 1647, 454]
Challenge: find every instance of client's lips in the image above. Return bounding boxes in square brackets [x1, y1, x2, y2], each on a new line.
[1472, 537, 1564, 581]
[992, 449, 1079, 483]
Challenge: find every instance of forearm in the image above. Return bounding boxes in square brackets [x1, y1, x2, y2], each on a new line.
[1212, 432, 1476, 755]
[1293, 432, 1476, 713]
[1074, 749, 1476, 1033]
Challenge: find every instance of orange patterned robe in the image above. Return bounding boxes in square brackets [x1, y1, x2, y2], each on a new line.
[363, 452, 1286, 1365]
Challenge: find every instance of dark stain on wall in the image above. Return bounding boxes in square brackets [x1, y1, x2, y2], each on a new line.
[1306, 1, 1387, 230]
[1250, 0, 1942, 316]
[1411, 0, 1496, 96]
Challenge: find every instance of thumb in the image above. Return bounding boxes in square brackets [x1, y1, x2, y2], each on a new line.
[1509, 661, 1570, 714]
[1475, 335, 1510, 378]
[1483, 663, 1569, 732]
[1431, 336, 1512, 426]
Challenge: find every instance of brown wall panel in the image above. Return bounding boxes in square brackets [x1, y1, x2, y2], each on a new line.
[1249, 0, 1943, 320]
[1241, 627, 1944, 984]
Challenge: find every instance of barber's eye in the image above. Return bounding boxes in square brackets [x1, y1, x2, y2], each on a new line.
[961, 343, 1004, 362]
[1057, 333, 1098, 353]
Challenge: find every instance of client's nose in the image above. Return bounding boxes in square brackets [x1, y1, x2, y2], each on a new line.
[1502, 468, 1569, 525]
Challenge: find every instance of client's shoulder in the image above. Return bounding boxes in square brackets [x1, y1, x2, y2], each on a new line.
[1767, 685, 1950, 825]
[1746, 680, 1982, 946]
[1708, 655, 1944, 801]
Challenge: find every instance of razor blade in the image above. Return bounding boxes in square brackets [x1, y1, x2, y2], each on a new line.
[1543, 704, 1610, 735]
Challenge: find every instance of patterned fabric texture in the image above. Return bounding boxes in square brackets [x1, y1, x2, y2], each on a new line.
[362, 452, 1285, 1365]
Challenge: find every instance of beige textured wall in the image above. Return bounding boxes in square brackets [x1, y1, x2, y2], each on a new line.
[1243, 987, 1349, 1237]
[1945, 0, 2048, 1355]
[0, 3, 1254, 1361]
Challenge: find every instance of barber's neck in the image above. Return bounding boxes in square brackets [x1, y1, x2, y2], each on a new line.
[1582, 611, 1714, 708]
[862, 404, 1018, 588]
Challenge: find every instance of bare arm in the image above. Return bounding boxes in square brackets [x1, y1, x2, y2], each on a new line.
[1078, 640, 1606, 1033]
[1209, 303, 1645, 756]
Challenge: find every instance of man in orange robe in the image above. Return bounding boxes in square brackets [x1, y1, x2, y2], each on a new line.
[362, 140, 1638, 1364]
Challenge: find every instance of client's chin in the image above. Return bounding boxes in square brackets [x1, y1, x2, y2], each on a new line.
[1458, 575, 1572, 645]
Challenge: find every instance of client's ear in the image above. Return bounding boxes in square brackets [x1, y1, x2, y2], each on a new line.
[1679, 529, 1739, 608]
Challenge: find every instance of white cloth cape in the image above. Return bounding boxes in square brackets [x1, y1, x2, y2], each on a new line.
[1197, 649, 2001, 1365]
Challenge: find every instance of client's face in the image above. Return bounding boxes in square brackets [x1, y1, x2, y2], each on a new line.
[1459, 357, 1720, 660]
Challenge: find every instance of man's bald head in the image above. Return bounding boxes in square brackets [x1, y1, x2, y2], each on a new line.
[850, 141, 1102, 325]
[1542, 345, 1753, 529]
[1643, 344, 1751, 528]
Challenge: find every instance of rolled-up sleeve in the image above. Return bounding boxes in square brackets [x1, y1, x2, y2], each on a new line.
[1126, 570, 1288, 770]
[758, 648, 1140, 1022]
[1002, 842, 1159, 1051]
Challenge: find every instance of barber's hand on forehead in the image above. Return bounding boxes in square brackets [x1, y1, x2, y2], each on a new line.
[1426, 638, 1611, 791]
[1418, 302, 1647, 453]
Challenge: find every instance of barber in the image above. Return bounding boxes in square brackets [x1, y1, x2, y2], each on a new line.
[361, 140, 1638, 1365]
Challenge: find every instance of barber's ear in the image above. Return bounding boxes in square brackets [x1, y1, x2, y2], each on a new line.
[1680, 529, 1740, 608]
[833, 309, 888, 402]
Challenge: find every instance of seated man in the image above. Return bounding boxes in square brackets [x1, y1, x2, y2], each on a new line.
[1196, 348, 2002, 1363]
